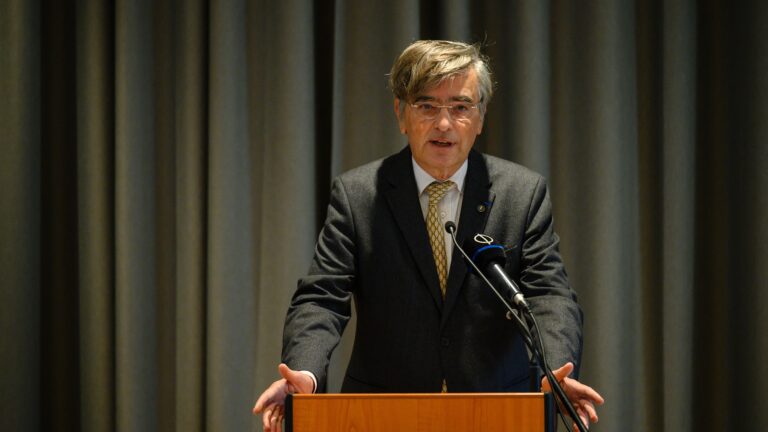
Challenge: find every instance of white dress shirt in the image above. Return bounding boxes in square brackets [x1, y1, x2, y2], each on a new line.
[412, 157, 468, 269]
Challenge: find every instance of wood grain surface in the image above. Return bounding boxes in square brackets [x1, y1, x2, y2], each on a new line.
[287, 393, 551, 431]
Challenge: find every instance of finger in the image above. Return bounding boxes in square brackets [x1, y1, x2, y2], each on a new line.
[268, 406, 279, 432]
[277, 406, 285, 430]
[587, 387, 605, 405]
[254, 394, 269, 413]
[269, 408, 279, 431]
[582, 400, 599, 423]
[577, 405, 589, 428]
[565, 404, 588, 431]
[541, 362, 574, 392]
[281, 364, 307, 390]
[279, 363, 313, 394]
[540, 375, 555, 392]
[552, 362, 575, 382]
[262, 405, 274, 431]
[254, 392, 268, 413]
[569, 380, 604, 406]
[278, 363, 298, 382]
[541, 376, 556, 392]
[575, 383, 603, 405]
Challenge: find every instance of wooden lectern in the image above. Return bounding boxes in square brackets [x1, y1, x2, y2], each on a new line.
[285, 392, 555, 431]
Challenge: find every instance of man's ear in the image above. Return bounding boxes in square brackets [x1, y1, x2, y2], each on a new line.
[394, 98, 406, 134]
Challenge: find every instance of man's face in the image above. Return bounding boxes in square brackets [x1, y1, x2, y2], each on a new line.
[395, 68, 484, 180]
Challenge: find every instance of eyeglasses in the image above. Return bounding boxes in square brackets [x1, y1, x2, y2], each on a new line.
[408, 101, 479, 120]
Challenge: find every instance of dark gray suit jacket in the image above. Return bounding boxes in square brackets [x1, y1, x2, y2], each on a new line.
[282, 147, 583, 393]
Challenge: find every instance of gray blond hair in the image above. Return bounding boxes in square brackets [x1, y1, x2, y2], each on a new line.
[389, 40, 494, 113]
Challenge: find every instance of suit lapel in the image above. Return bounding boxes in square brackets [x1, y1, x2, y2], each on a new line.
[382, 147, 445, 310]
[441, 150, 494, 327]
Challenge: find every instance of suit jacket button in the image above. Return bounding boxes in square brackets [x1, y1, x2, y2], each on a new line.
[441, 337, 449, 347]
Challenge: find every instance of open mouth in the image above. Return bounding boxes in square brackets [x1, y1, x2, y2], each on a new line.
[429, 139, 453, 147]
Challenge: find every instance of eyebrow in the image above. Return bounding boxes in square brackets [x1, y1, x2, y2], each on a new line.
[414, 95, 475, 103]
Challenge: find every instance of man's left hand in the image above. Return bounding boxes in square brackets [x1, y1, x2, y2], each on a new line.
[541, 362, 604, 429]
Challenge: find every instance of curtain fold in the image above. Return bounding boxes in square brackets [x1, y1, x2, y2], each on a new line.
[0, 1, 41, 430]
[658, 1, 696, 430]
[76, 0, 115, 430]
[207, 0, 255, 429]
[114, 0, 159, 429]
[1, 1, 766, 431]
[173, 0, 208, 430]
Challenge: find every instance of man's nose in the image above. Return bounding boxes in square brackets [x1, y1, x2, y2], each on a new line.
[434, 108, 453, 130]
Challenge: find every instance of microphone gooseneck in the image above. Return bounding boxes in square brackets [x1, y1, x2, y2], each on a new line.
[444, 222, 529, 339]
[443, 221, 588, 432]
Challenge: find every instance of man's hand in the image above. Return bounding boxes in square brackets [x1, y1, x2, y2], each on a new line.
[541, 362, 604, 430]
[253, 363, 314, 432]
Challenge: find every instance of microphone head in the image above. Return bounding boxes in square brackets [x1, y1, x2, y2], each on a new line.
[444, 221, 457, 234]
[462, 233, 506, 269]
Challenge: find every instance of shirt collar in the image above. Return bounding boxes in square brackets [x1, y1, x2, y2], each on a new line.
[412, 157, 468, 196]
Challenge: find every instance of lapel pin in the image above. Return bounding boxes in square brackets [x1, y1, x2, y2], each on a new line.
[477, 201, 492, 213]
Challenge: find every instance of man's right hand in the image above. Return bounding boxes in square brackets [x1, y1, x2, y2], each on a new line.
[253, 363, 315, 432]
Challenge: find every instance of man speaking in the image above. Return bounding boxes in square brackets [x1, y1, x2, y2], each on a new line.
[254, 40, 603, 431]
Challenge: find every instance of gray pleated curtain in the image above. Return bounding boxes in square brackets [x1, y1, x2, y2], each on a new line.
[1, 0, 766, 431]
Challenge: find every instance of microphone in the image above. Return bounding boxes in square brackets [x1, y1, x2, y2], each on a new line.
[444, 221, 526, 320]
[444, 221, 588, 432]
[461, 233, 529, 309]
[444, 220, 457, 234]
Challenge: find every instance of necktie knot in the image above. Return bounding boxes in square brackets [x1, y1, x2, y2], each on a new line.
[426, 181, 454, 205]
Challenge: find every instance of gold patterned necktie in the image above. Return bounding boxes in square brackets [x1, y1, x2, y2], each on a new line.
[426, 181, 454, 299]
[426, 180, 454, 394]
